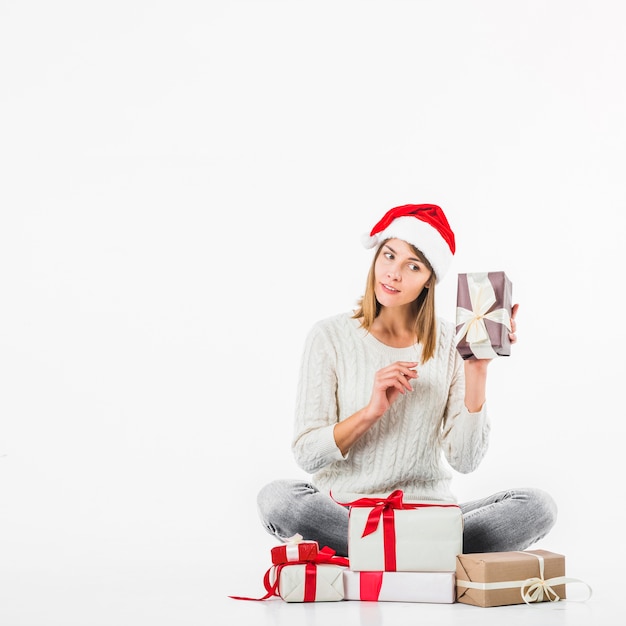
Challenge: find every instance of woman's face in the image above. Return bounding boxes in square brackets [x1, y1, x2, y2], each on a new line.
[373, 238, 433, 308]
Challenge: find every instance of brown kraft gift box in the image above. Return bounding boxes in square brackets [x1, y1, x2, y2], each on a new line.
[456, 271, 512, 360]
[455, 550, 566, 607]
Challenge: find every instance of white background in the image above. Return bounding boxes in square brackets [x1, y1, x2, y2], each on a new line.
[1, 1, 624, 624]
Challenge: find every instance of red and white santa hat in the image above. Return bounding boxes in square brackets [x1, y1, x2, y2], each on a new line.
[362, 204, 456, 282]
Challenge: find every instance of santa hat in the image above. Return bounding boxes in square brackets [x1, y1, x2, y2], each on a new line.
[362, 204, 456, 282]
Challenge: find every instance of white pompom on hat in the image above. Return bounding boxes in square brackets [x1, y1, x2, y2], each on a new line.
[362, 204, 456, 282]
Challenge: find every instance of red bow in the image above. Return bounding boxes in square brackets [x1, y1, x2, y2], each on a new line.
[339, 490, 408, 538]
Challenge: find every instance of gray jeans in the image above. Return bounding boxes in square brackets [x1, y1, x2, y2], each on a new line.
[257, 479, 557, 556]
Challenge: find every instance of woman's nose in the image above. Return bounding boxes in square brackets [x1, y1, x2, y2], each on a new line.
[387, 265, 401, 279]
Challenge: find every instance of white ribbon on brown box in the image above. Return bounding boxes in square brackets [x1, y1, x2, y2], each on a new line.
[456, 551, 593, 605]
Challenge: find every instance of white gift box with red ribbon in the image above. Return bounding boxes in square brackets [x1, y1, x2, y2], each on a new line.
[229, 545, 350, 603]
[338, 490, 463, 572]
[273, 563, 346, 602]
[343, 570, 456, 603]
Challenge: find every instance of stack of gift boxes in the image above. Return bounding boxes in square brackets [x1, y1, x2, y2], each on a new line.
[341, 490, 460, 603]
[264, 541, 348, 602]
[235, 489, 590, 607]
[231, 271, 591, 607]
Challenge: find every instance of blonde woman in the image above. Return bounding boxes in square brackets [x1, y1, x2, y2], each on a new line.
[257, 204, 556, 556]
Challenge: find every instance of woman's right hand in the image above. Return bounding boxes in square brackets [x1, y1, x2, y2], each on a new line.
[366, 361, 419, 419]
[333, 361, 419, 456]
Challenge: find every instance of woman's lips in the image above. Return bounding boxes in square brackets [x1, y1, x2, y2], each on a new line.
[381, 283, 400, 294]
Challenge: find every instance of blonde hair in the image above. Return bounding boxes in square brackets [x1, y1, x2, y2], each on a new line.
[352, 241, 438, 363]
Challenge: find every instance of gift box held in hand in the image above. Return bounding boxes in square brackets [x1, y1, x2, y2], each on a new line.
[271, 533, 319, 565]
[337, 490, 463, 572]
[455, 271, 512, 360]
[455, 549, 592, 607]
[343, 570, 456, 603]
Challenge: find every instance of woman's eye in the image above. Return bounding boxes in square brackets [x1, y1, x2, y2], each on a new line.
[384, 252, 394, 260]
[409, 264, 420, 271]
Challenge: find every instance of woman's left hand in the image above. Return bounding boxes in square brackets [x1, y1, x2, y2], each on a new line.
[508, 303, 519, 344]
[463, 303, 520, 411]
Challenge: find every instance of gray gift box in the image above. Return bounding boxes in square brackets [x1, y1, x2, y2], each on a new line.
[455, 271, 513, 360]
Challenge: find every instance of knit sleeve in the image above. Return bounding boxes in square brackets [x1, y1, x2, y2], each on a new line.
[440, 349, 491, 474]
[291, 320, 346, 473]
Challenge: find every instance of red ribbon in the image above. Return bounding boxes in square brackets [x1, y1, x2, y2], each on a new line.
[229, 545, 349, 602]
[303, 563, 317, 602]
[359, 571, 384, 601]
[333, 489, 460, 572]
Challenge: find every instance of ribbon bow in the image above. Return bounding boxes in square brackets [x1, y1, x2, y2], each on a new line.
[342, 490, 407, 538]
[521, 576, 561, 604]
[455, 273, 511, 359]
[518, 552, 593, 605]
[310, 545, 350, 567]
[521, 552, 557, 605]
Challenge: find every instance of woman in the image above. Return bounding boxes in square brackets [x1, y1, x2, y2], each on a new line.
[257, 203, 556, 556]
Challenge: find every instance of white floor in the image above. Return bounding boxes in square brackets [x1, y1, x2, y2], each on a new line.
[0, 538, 615, 626]
[218, 536, 616, 626]
[223, 593, 610, 626]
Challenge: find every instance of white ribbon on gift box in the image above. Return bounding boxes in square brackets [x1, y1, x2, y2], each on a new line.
[284, 533, 304, 561]
[456, 552, 593, 605]
[455, 272, 511, 359]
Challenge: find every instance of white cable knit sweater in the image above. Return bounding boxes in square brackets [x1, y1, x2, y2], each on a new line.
[291, 312, 490, 503]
